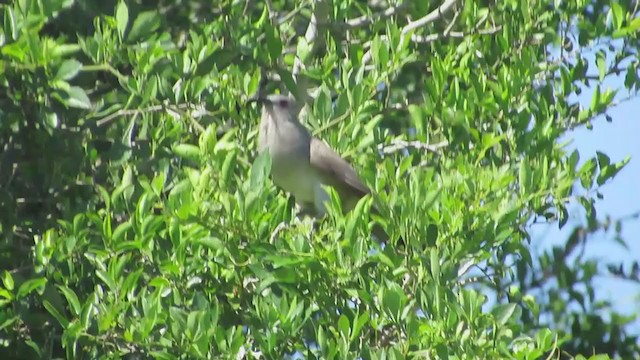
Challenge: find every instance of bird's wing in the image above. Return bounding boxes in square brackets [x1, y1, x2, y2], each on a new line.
[309, 137, 370, 198]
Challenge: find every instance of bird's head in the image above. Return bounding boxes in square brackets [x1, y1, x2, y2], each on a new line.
[248, 94, 297, 121]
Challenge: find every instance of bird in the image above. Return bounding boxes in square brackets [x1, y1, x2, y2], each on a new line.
[249, 93, 393, 243]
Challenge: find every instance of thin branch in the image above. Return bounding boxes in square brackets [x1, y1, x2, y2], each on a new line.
[401, 0, 458, 35]
[362, 0, 459, 64]
[95, 103, 210, 133]
[81, 63, 128, 84]
[443, 9, 460, 36]
[411, 26, 503, 44]
[379, 139, 449, 155]
[276, 4, 306, 25]
[292, 1, 330, 116]
[293, 0, 326, 78]
[265, 0, 276, 21]
[95, 105, 163, 128]
[343, 3, 409, 28]
[270, 221, 288, 244]
[242, 0, 253, 17]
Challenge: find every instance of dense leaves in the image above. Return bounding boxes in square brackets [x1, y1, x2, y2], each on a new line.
[0, 0, 638, 358]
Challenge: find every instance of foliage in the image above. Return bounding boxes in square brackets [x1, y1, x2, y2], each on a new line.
[0, 0, 639, 358]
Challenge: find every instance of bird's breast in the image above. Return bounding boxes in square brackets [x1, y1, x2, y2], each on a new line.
[258, 116, 317, 204]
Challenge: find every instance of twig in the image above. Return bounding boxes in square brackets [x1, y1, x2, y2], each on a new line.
[95, 105, 163, 127]
[270, 221, 289, 244]
[443, 9, 460, 36]
[343, 3, 409, 28]
[379, 139, 449, 155]
[362, 0, 459, 64]
[312, 111, 351, 135]
[292, 1, 330, 116]
[401, 0, 458, 36]
[265, 0, 276, 20]
[410, 26, 503, 43]
[81, 63, 128, 84]
[95, 103, 210, 133]
[276, 4, 305, 25]
[292, 1, 326, 78]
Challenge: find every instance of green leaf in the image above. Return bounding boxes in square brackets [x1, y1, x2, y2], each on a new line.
[193, 236, 224, 251]
[80, 299, 94, 330]
[112, 221, 132, 243]
[624, 61, 638, 90]
[195, 47, 237, 75]
[253, 5, 268, 28]
[43, 300, 70, 328]
[172, 144, 201, 162]
[265, 23, 283, 63]
[44, 111, 59, 129]
[220, 151, 237, 189]
[596, 151, 610, 170]
[519, 157, 531, 195]
[149, 352, 178, 360]
[492, 303, 517, 325]
[596, 51, 606, 81]
[296, 37, 311, 64]
[3, 6, 18, 41]
[558, 204, 568, 229]
[0, 316, 18, 331]
[54, 59, 82, 81]
[95, 270, 116, 291]
[590, 84, 601, 112]
[277, 68, 298, 96]
[2, 271, 14, 291]
[243, 69, 261, 97]
[337, 314, 350, 339]
[65, 86, 92, 109]
[579, 158, 597, 190]
[610, 2, 624, 30]
[560, 66, 571, 95]
[382, 286, 405, 320]
[250, 151, 272, 189]
[430, 248, 440, 280]
[121, 269, 143, 300]
[115, 0, 129, 40]
[371, 35, 389, 68]
[351, 311, 369, 341]
[597, 155, 630, 186]
[16, 278, 47, 299]
[628, 16, 640, 32]
[127, 11, 161, 43]
[151, 172, 166, 197]
[57, 285, 81, 317]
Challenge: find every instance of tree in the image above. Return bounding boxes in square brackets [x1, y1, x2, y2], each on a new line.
[0, 0, 638, 358]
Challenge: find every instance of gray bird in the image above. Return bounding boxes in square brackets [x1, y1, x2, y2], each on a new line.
[250, 93, 392, 242]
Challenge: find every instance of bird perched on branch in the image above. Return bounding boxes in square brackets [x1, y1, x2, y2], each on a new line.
[249, 93, 394, 243]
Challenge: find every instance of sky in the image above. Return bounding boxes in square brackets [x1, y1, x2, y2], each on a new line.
[531, 40, 640, 333]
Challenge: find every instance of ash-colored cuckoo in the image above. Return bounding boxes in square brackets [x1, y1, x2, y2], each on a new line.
[250, 94, 391, 242]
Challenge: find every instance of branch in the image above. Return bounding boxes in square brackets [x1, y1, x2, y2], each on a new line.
[81, 63, 128, 84]
[361, 0, 459, 64]
[94, 103, 210, 133]
[292, 1, 330, 115]
[292, 0, 328, 78]
[410, 26, 503, 44]
[379, 139, 449, 155]
[401, 0, 458, 36]
[343, 3, 409, 28]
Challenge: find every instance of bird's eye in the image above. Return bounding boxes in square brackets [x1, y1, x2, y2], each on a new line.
[279, 99, 289, 108]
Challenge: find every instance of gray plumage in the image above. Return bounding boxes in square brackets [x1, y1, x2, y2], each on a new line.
[257, 94, 368, 214]
[253, 94, 392, 242]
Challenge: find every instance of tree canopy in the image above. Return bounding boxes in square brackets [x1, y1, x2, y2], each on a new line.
[1, 0, 639, 358]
